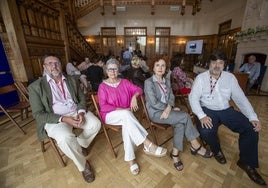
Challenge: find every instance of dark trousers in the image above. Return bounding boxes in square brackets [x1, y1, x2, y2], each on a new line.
[196, 106, 259, 168]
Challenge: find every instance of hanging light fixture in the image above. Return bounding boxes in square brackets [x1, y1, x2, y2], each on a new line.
[181, 0, 186, 16]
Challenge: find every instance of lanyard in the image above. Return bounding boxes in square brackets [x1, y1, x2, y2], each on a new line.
[59, 80, 66, 100]
[157, 82, 167, 96]
[209, 75, 219, 95]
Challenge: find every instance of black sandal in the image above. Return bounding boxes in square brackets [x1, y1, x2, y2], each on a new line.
[190, 145, 212, 158]
[170, 151, 184, 171]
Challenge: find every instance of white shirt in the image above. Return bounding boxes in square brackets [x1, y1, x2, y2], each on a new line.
[239, 62, 261, 80]
[189, 70, 258, 121]
[46, 75, 77, 115]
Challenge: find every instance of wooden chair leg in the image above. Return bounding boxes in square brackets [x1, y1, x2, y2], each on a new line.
[0, 106, 26, 135]
[41, 141, 45, 152]
[6, 113, 26, 134]
[102, 126, 117, 158]
[149, 125, 158, 145]
[48, 137, 66, 167]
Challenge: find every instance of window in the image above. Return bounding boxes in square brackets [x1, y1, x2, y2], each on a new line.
[155, 27, 170, 55]
[124, 27, 147, 56]
[101, 27, 116, 56]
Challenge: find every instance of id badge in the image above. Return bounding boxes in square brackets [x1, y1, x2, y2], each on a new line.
[207, 95, 214, 100]
[64, 100, 69, 106]
[64, 99, 75, 108]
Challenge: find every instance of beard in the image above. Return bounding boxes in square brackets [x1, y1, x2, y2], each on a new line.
[44, 69, 62, 79]
[209, 68, 222, 76]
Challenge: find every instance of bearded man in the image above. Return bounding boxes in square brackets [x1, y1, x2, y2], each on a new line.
[189, 50, 266, 186]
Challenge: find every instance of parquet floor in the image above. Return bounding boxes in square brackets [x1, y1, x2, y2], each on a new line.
[0, 95, 267, 188]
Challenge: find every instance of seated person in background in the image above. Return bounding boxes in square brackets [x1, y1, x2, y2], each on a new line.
[85, 57, 105, 92]
[77, 57, 92, 73]
[29, 54, 101, 183]
[66, 59, 88, 93]
[170, 55, 193, 94]
[98, 58, 167, 176]
[225, 58, 235, 72]
[239, 55, 261, 91]
[139, 58, 151, 78]
[130, 55, 147, 90]
[144, 56, 212, 172]
[119, 59, 131, 73]
[189, 50, 266, 186]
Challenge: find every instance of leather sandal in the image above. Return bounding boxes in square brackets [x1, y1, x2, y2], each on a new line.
[190, 145, 212, 158]
[143, 142, 167, 157]
[82, 160, 95, 183]
[170, 151, 184, 171]
[130, 163, 139, 175]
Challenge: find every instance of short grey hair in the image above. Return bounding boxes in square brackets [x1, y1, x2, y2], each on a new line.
[105, 58, 120, 70]
[42, 54, 60, 64]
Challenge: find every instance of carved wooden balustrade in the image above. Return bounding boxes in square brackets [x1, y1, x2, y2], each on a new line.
[74, 0, 202, 18]
[66, 17, 97, 62]
[12, 0, 97, 78]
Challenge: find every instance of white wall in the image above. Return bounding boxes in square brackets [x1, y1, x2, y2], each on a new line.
[235, 0, 268, 92]
[77, 0, 246, 36]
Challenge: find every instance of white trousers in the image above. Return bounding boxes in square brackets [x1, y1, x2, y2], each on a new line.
[45, 111, 101, 171]
[105, 109, 148, 162]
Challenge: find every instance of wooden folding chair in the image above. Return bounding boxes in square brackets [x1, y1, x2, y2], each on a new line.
[14, 81, 29, 102]
[171, 77, 192, 114]
[140, 95, 173, 146]
[0, 83, 33, 134]
[40, 133, 66, 167]
[91, 94, 122, 158]
[174, 92, 192, 115]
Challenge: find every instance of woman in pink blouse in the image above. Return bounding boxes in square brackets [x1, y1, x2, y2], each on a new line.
[98, 58, 167, 176]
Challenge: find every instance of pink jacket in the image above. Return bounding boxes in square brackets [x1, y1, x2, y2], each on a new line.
[98, 79, 143, 122]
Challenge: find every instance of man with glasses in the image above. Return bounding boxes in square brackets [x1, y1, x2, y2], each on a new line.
[29, 54, 101, 183]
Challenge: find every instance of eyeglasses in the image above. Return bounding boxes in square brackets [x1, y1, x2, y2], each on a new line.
[44, 62, 61, 67]
[107, 68, 119, 72]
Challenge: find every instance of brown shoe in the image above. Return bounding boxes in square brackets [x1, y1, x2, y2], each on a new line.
[81, 147, 88, 157]
[82, 160, 95, 183]
[237, 160, 266, 186]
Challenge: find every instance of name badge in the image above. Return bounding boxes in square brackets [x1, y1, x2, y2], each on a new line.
[207, 95, 214, 100]
[64, 99, 75, 108]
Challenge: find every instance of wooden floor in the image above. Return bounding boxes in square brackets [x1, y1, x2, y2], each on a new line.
[0, 94, 268, 188]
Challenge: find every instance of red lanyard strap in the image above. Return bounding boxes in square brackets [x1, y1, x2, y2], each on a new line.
[59, 80, 66, 100]
[209, 75, 219, 95]
[157, 82, 167, 96]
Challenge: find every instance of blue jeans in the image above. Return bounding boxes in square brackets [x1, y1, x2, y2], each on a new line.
[195, 106, 259, 168]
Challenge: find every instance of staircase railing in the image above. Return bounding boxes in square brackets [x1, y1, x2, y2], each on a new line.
[66, 16, 98, 61]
